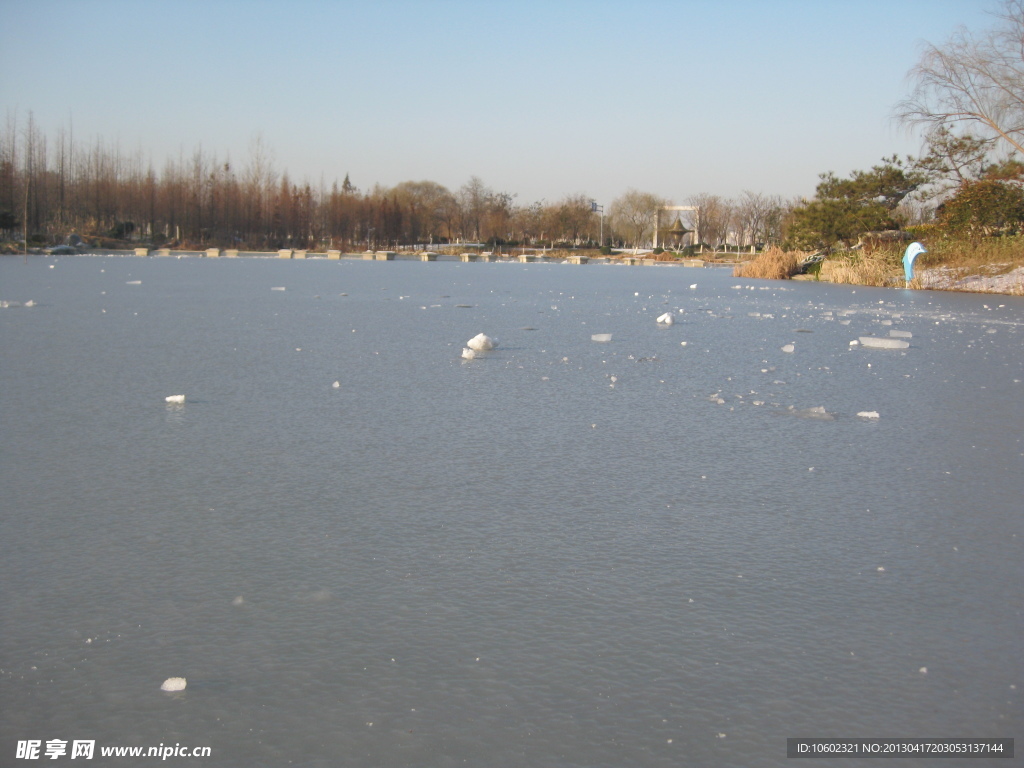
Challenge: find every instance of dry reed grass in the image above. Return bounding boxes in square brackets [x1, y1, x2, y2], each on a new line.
[732, 247, 802, 279]
[919, 236, 1024, 273]
[818, 249, 902, 287]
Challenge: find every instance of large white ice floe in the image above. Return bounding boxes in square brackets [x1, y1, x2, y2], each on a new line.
[857, 411, 881, 419]
[591, 333, 612, 342]
[859, 336, 910, 349]
[466, 333, 497, 351]
[160, 677, 187, 692]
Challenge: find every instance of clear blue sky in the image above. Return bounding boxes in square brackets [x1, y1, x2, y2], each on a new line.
[0, 0, 997, 206]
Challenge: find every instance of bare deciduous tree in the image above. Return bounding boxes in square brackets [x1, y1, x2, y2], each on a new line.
[687, 193, 733, 249]
[897, 0, 1024, 154]
[610, 189, 665, 248]
[734, 191, 785, 248]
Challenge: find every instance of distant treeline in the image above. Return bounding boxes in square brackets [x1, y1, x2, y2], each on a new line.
[0, 116, 633, 251]
[1, 115, 788, 252]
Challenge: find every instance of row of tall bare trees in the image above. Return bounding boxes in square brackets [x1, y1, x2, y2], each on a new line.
[1, 115, 787, 251]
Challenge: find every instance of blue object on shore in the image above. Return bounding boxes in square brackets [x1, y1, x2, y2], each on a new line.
[903, 242, 927, 283]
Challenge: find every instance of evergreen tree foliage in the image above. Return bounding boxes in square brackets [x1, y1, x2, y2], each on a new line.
[784, 157, 929, 250]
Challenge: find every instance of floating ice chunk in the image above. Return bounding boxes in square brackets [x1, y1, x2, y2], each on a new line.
[919, 667, 928, 674]
[849, 340, 859, 346]
[859, 336, 909, 349]
[161, 677, 187, 692]
[857, 411, 880, 419]
[466, 333, 497, 351]
[126, 280, 141, 285]
[889, 330, 913, 338]
[656, 312, 675, 325]
[332, 381, 340, 388]
[271, 286, 286, 291]
[793, 406, 834, 420]
[781, 344, 795, 353]
[680, 341, 687, 347]
[591, 333, 612, 342]
[461, 347, 476, 360]
[690, 284, 697, 289]
[165, 395, 185, 404]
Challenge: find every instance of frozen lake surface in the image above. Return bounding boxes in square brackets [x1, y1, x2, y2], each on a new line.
[2, 256, 1022, 767]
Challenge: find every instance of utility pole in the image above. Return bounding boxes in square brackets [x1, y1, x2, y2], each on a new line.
[591, 201, 604, 246]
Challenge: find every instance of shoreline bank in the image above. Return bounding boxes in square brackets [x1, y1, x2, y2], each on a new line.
[4, 249, 1023, 295]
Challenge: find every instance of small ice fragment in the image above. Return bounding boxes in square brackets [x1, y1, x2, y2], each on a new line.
[689, 284, 697, 289]
[271, 286, 286, 291]
[680, 341, 687, 347]
[798, 406, 833, 420]
[160, 677, 187, 692]
[591, 334, 612, 342]
[859, 337, 909, 349]
[849, 340, 859, 346]
[165, 395, 185, 404]
[332, 381, 340, 388]
[467, 333, 496, 351]
[919, 667, 928, 674]
[781, 344, 795, 353]
[656, 312, 675, 325]
[126, 280, 141, 285]
[876, 566, 886, 572]
[461, 347, 476, 360]
[857, 411, 880, 419]
[232, 596, 245, 606]
[889, 330, 913, 338]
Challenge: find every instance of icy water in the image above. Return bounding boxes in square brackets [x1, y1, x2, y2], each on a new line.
[1, 256, 1021, 767]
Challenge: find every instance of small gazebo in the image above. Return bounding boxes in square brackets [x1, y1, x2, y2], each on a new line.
[666, 217, 690, 248]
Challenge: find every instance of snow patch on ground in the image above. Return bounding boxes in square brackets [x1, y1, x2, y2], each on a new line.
[918, 265, 1024, 294]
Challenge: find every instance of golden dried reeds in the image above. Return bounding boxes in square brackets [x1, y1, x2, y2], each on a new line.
[732, 247, 802, 280]
[818, 249, 902, 287]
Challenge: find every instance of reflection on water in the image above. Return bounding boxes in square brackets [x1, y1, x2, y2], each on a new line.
[2, 256, 1022, 767]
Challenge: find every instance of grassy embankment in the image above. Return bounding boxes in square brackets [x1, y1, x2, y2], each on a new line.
[734, 240, 1024, 295]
